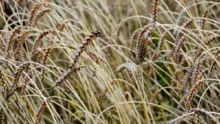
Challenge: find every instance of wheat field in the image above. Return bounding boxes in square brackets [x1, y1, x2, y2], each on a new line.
[0, 0, 220, 124]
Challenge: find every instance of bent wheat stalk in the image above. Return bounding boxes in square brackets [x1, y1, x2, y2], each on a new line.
[54, 31, 104, 87]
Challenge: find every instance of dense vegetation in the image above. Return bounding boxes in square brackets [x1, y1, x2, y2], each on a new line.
[0, 0, 220, 123]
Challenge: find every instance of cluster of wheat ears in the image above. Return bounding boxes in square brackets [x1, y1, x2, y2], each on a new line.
[0, 0, 220, 124]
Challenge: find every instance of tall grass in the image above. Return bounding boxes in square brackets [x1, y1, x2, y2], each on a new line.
[0, 0, 220, 124]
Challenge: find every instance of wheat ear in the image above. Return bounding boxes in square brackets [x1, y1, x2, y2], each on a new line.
[153, 0, 158, 25]
[14, 31, 29, 61]
[35, 98, 51, 124]
[12, 63, 30, 91]
[201, 10, 208, 30]
[194, 108, 201, 124]
[0, 68, 7, 98]
[32, 9, 51, 26]
[70, 31, 104, 69]
[185, 79, 204, 110]
[54, 66, 81, 87]
[195, 33, 215, 59]
[136, 25, 154, 63]
[21, 72, 31, 95]
[0, 110, 7, 124]
[32, 30, 52, 60]
[129, 29, 140, 50]
[116, 63, 139, 75]
[42, 42, 53, 79]
[54, 31, 104, 87]
[27, 3, 43, 26]
[6, 26, 22, 58]
[172, 35, 187, 60]
[209, 50, 220, 77]
[176, 19, 193, 39]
